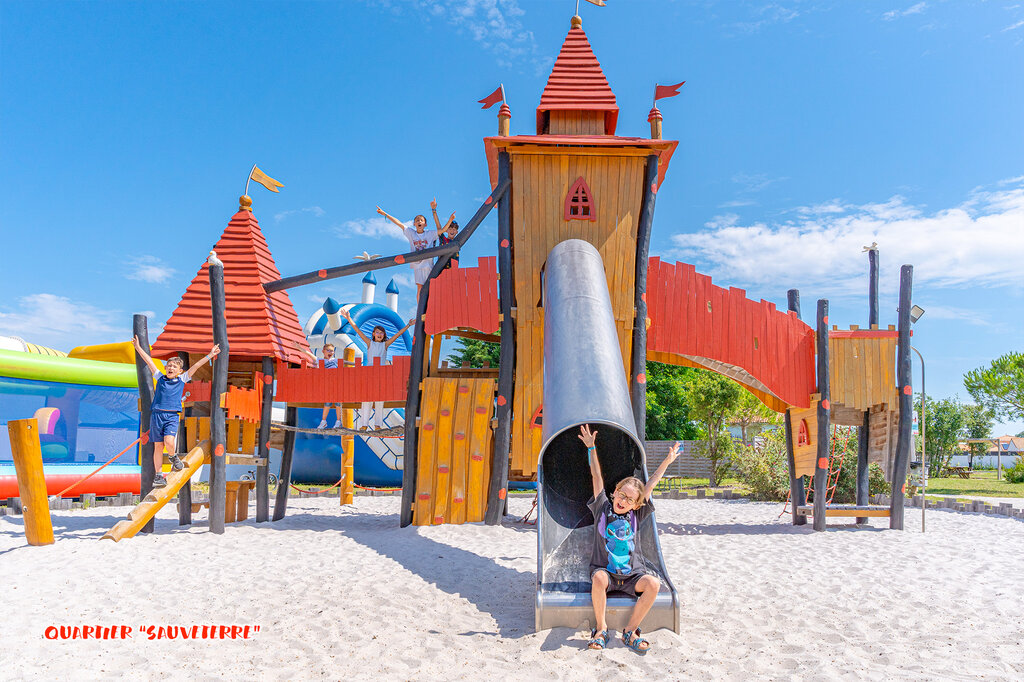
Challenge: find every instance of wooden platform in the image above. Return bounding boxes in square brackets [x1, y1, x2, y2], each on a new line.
[796, 505, 891, 518]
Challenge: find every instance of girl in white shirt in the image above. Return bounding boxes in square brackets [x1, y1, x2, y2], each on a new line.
[341, 309, 414, 430]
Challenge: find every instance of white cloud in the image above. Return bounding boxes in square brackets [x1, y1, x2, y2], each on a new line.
[883, 2, 927, 20]
[125, 255, 175, 284]
[732, 172, 789, 193]
[333, 216, 410, 242]
[667, 177, 1024, 296]
[730, 4, 800, 34]
[275, 206, 326, 222]
[918, 305, 993, 327]
[1002, 19, 1024, 32]
[0, 294, 125, 350]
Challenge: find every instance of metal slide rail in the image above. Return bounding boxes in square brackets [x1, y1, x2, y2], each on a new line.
[535, 240, 679, 633]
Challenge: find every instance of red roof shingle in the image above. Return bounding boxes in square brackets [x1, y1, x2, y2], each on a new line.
[152, 207, 309, 364]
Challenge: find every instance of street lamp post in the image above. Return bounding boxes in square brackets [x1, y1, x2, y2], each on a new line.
[909, 304, 926, 533]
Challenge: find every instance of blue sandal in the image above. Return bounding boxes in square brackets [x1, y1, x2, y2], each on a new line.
[588, 629, 609, 650]
[622, 627, 650, 655]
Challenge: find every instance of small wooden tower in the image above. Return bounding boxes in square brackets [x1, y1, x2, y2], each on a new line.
[151, 195, 311, 528]
[483, 15, 678, 483]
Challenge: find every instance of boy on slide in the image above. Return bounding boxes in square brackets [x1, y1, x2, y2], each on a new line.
[578, 424, 680, 654]
[132, 336, 220, 488]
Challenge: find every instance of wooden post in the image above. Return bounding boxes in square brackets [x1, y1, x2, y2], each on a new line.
[813, 299, 831, 532]
[132, 314, 157, 534]
[485, 151, 515, 525]
[256, 356, 274, 522]
[7, 419, 54, 545]
[272, 405, 298, 520]
[177, 351, 193, 526]
[890, 265, 914, 530]
[858, 248, 879, 522]
[785, 289, 807, 525]
[208, 252, 229, 535]
[342, 348, 355, 505]
[630, 154, 659, 440]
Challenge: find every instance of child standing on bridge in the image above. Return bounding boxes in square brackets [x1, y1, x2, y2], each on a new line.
[132, 336, 220, 488]
[578, 424, 680, 654]
[341, 309, 414, 431]
[377, 201, 455, 299]
[295, 342, 349, 430]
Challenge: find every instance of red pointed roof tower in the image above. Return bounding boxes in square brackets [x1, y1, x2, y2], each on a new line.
[536, 15, 618, 135]
[151, 195, 309, 365]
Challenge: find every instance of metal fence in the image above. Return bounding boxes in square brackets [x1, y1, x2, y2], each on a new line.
[644, 440, 715, 479]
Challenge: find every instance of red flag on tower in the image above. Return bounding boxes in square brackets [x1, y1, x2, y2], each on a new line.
[478, 85, 504, 109]
[654, 81, 686, 102]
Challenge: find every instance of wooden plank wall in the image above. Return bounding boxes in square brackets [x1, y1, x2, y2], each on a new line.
[184, 416, 257, 455]
[548, 111, 605, 136]
[868, 404, 897, 481]
[828, 327, 898, 411]
[274, 356, 411, 404]
[424, 257, 500, 336]
[508, 148, 645, 478]
[645, 257, 817, 412]
[414, 377, 496, 525]
[787, 403, 819, 478]
[643, 441, 714, 478]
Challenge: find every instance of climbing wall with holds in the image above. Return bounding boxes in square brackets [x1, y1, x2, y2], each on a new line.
[414, 377, 496, 525]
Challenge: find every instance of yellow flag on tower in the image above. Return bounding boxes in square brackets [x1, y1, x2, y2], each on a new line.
[584, 0, 607, 6]
[249, 166, 284, 193]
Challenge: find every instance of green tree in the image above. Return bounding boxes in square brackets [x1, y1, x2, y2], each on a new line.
[730, 389, 781, 444]
[445, 334, 501, 369]
[964, 351, 1024, 422]
[685, 369, 742, 486]
[962, 404, 994, 469]
[644, 361, 699, 441]
[916, 396, 966, 478]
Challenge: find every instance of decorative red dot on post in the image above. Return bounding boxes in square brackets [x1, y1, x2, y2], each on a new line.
[498, 488, 507, 500]
[496, 395, 506, 406]
[651, 182, 658, 194]
[817, 457, 828, 469]
[263, 375, 273, 385]
[640, 292, 647, 303]
[485, 196, 493, 205]
[823, 316, 828, 325]
[394, 255, 405, 264]
[636, 373, 647, 385]
[215, 444, 225, 457]
[903, 385, 912, 395]
[318, 269, 327, 278]
[901, 484, 907, 494]
[500, 239, 510, 248]
[141, 432, 150, 444]
[821, 399, 830, 410]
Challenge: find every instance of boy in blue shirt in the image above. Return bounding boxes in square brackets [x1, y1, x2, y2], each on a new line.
[132, 336, 220, 488]
[578, 424, 680, 654]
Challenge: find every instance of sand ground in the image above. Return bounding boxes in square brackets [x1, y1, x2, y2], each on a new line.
[2, 496, 1022, 681]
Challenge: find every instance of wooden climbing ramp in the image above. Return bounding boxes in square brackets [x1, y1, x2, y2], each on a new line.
[413, 377, 495, 526]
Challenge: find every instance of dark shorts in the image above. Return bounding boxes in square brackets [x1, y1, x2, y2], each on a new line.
[591, 569, 653, 598]
[150, 411, 179, 441]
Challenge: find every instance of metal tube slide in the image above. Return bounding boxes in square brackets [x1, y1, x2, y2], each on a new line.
[536, 239, 679, 633]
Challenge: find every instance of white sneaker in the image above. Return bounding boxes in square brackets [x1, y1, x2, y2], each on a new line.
[333, 420, 342, 429]
[317, 420, 328, 429]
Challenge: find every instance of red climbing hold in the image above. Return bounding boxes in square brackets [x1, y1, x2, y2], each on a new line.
[485, 196, 493, 205]
[821, 399, 830, 410]
[475, 407, 487, 415]
[440, 409, 451, 417]
[496, 395, 506, 406]
[903, 385, 912, 395]
[418, 493, 431, 500]
[458, 386, 470, 394]
[454, 433, 465, 441]
[424, 423, 435, 432]
[471, 454, 484, 461]
[498, 488, 507, 500]
[636, 373, 647, 385]
[500, 239, 510, 248]
[317, 269, 327, 278]
[394, 255, 405, 264]
[817, 457, 828, 469]
[214, 444, 225, 457]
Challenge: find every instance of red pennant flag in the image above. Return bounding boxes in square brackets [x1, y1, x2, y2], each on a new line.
[478, 85, 504, 109]
[654, 81, 686, 101]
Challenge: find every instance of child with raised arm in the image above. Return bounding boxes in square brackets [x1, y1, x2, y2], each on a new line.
[340, 309, 414, 431]
[430, 198, 459, 270]
[132, 336, 220, 488]
[578, 424, 680, 654]
[294, 342, 349, 430]
[377, 202, 454, 299]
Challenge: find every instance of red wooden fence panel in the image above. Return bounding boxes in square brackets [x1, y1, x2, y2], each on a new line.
[424, 257, 499, 336]
[274, 355, 412, 404]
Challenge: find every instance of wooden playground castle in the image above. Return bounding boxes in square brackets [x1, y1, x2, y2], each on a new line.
[103, 15, 916, 540]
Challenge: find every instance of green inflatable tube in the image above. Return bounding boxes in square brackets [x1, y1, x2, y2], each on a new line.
[0, 349, 139, 388]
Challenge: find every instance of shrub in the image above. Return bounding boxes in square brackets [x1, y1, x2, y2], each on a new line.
[730, 429, 790, 501]
[1004, 457, 1024, 484]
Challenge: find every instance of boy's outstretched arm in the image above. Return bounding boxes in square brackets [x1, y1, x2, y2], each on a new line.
[643, 441, 681, 501]
[578, 424, 604, 499]
[293, 341, 318, 367]
[384, 319, 416, 349]
[185, 344, 221, 379]
[430, 198, 443, 231]
[376, 206, 406, 231]
[131, 335, 160, 376]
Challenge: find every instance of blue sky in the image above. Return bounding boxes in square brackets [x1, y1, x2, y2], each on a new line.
[1, 1, 1022, 434]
